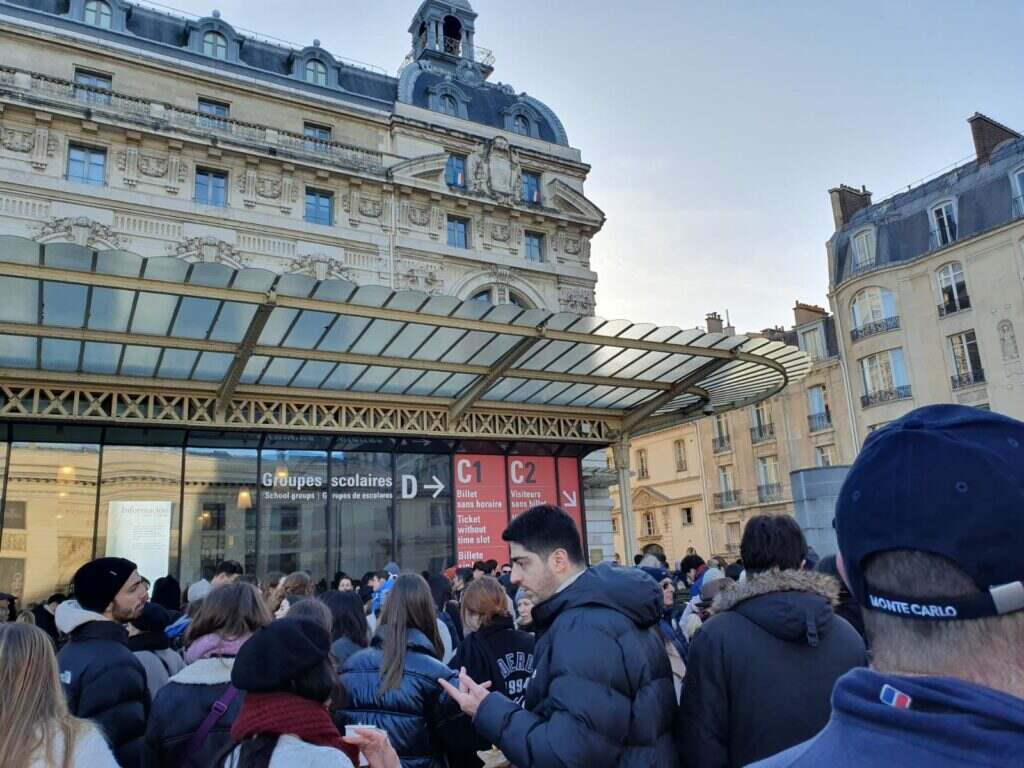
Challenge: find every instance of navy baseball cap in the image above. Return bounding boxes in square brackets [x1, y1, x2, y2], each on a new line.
[836, 404, 1024, 621]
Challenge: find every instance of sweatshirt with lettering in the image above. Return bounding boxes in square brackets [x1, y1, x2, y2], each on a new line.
[749, 667, 1024, 767]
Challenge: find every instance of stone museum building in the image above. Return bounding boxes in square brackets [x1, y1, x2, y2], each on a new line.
[0, 0, 808, 602]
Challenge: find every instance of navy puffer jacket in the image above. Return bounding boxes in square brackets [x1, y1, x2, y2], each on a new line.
[337, 628, 466, 768]
[474, 564, 678, 768]
[56, 601, 149, 768]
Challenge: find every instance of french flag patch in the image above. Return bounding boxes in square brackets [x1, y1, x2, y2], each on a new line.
[880, 684, 912, 709]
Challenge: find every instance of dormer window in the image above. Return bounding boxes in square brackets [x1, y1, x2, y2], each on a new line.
[512, 115, 530, 136]
[440, 94, 459, 117]
[851, 228, 875, 271]
[305, 59, 327, 86]
[84, 0, 112, 29]
[931, 201, 957, 247]
[203, 31, 228, 60]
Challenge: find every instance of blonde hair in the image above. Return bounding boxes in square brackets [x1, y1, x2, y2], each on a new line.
[0, 623, 89, 768]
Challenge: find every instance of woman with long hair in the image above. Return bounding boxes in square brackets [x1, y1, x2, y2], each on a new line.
[338, 574, 465, 768]
[261, 572, 284, 614]
[446, 577, 536, 768]
[320, 590, 369, 668]
[220, 618, 400, 768]
[274, 572, 314, 618]
[144, 582, 272, 768]
[0, 622, 119, 767]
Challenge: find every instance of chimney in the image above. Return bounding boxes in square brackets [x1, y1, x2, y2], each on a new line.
[793, 301, 828, 327]
[828, 184, 872, 230]
[723, 310, 736, 336]
[705, 311, 723, 334]
[968, 112, 1021, 165]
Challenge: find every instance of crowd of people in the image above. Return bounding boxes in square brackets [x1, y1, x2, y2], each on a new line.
[1, 404, 1022, 766]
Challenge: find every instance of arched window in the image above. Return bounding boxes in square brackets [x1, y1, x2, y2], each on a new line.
[507, 291, 529, 308]
[512, 115, 530, 136]
[471, 289, 493, 304]
[84, 0, 112, 29]
[469, 287, 532, 308]
[440, 94, 459, 117]
[937, 262, 970, 316]
[442, 15, 463, 56]
[305, 59, 327, 86]
[203, 31, 228, 60]
[850, 287, 898, 338]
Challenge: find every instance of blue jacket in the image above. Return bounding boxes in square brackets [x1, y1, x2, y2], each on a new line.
[56, 601, 150, 768]
[750, 667, 1024, 767]
[474, 564, 678, 768]
[337, 628, 466, 768]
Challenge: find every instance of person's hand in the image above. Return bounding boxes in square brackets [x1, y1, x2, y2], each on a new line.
[438, 667, 492, 718]
[342, 727, 400, 768]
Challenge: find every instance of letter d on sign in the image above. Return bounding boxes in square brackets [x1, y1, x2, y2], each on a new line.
[402, 474, 418, 499]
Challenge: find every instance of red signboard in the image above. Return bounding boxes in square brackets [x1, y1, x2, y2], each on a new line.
[508, 455, 558, 518]
[557, 457, 584, 535]
[453, 454, 510, 567]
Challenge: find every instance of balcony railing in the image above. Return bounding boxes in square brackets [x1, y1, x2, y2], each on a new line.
[928, 228, 958, 251]
[714, 490, 742, 510]
[951, 369, 986, 390]
[851, 315, 900, 342]
[861, 384, 913, 408]
[750, 423, 776, 444]
[807, 412, 832, 432]
[413, 34, 497, 68]
[938, 294, 971, 317]
[0, 66, 384, 173]
[712, 435, 732, 453]
[757, 483, 784, 504]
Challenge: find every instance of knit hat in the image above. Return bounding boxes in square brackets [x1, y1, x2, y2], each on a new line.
[187, 579, 212, 603]
[151, 575, 182, 613]
[72, 557, 137, 613]
[232, 618, 330, 692]
[639, 566, 669, 583]
[132, 601, 173, 633]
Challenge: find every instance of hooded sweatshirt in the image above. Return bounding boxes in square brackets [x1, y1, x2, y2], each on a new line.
[474, 563, 678, 768]
[678, 569, 866, 768]
[750, 667, 1024, 767]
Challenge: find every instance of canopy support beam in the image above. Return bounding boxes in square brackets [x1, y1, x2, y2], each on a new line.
[215, 292, 276, 420]
[449, 333, 544, 423]
[620, 357, 732, 434]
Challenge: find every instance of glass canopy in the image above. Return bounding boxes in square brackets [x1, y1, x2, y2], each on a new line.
[0, 237, 811, 436]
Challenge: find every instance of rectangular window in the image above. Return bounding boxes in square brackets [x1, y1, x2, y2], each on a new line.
[194, 168, 227, 207]
[860, 348, 910, 401]
[681, 507, 693, 526]
[714, 413, 729, 439]
[757, 455, 780, 486]
[198, 98, 230, 130]
[718, 465, 733, 493]
[524, 231, 544, 262]
[636, 448, 649, 479]
[67, 144, 106, 185]
[303, 122, 331, 142]
[852, 229, 876, 270]
[949, 330, 983, 387]
[816, 445, 835, 467]
[800, 328, 826, 360]
[643, 512, 656, 537]
[521, 171, 541, 204]
[932, 202, 958, 246]
[1015, 170, 1024, 215]
[447, 216, 469, 249]
[807, 385, 827, 416]
[726, 521, 741, 548]
[445, 154, 466, 188]
[304, 188, 334, 226]
[673, 439, 687, 472]
[73, 68, 112, 104]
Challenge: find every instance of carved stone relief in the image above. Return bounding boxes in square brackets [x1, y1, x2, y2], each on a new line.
[558, 285, 596, 316]
[288, 253, 354, 282]
[0, 123, 58, 169]
[999, 319, 1020, 361]
[116, 149, 187, 190]
[168, 236, 248, 269]
[467, 136, 522, 205]
[396, 259, 443, 294]
[35, 216, 122, 249]
[407, 205, 431, 227]
[358, 197, 383, 218]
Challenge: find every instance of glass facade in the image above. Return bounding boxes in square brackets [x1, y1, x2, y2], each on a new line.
[0, 426, 584, 604]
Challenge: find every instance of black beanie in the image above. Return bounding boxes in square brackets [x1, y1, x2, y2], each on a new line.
[232, 618, 330, 693]
[72, 557, 137, 613]
[132, 601, 173, 633]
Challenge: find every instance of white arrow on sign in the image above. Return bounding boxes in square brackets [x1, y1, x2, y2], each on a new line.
[561, 490, 578, 508]
[425, 476, 446, 498]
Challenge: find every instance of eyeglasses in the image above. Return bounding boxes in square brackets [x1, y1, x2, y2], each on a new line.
[661, 582, 674, 590]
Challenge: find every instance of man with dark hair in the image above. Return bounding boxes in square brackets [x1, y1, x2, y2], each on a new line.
[753, 405, 1024, 766]
[210, 559, 244, 588]
[31, 592, 66, 644]
[452, 567, 474, 601]
[440, 504, 676, 767]
[678, 513, 865, 767]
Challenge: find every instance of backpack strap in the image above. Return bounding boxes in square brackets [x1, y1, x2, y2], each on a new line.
[185, 685, 239, 763]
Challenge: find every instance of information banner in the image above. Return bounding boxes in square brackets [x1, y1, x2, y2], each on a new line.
[454, 455, 509, 567]
[105, 501, 172, 585]
[557, 457, 584, 535]
[508, 456, 558, 518]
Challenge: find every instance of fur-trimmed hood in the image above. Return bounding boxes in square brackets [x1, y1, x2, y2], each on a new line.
[169, 656, 234, 685]
[712, 569, 841, 646]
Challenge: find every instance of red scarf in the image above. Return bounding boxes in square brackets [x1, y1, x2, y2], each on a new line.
[230, 691, 359, 765]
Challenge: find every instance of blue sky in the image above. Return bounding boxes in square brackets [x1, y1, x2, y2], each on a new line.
[164, 0, 1024, 332]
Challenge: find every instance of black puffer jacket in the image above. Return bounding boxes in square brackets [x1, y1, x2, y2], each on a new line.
[144, 656, 243, 768]
[56, 601, 149, 768]
[474, 564, 678, 768]
[678, 569, 867, 768]
[337, 629, 465, 768]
